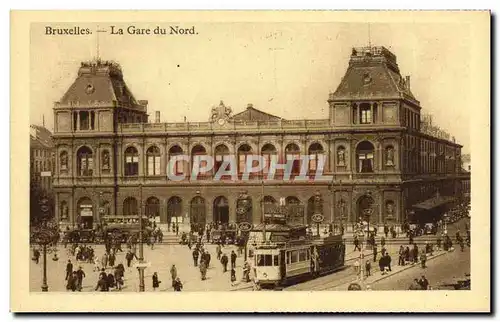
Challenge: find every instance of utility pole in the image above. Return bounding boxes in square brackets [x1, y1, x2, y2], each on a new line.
[138, 184, 145, 292]
[261, 180, 266, 243]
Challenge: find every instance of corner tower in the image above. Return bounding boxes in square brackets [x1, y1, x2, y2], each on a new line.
[328, 46, 421, 131]
[53, 59, 148, 134]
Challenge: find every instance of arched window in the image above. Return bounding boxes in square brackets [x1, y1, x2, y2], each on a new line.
[238, 144, 253, 174]
[308, 143, 324, 172]
[356, 141, 375, 173]
[77, 146, 93, 177]
[60, 151, 68, 172]
[285, 143, 301, 174]
[123, 197, 138, 216]
[145, 197, 160, 219]
[263, 196, 277, 204]
[214, 144, 230, 174]
[285, 196, 301, 205]
[191, 145, 208, 178]
[124, 146, 139, 176]
[168, 145, 184, 176]
[261, 144, 277, 175]
[101, 150, 110, 171]
[146, 146, 161, 176]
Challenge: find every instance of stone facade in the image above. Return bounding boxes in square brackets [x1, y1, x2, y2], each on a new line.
[51, 47, 470, 230]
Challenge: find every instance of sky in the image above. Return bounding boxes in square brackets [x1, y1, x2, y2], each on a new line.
[30, 22, 471, 154]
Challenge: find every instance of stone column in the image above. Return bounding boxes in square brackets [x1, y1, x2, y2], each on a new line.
[76, 111, 80, 131]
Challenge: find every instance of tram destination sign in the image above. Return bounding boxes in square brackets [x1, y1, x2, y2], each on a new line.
[238, 222, 252, 232]
[311, 213, 324, 223]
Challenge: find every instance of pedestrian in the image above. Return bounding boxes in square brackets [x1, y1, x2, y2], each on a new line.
[170, 264, 177, 287]
[152, 272, 161, 291]
[354, 259, 360, 275]
[381, 236, 386, 248]
[398, 246, 405, 266]
[192, 249, 199, 267]
[176, 224, 179, 236]
[107, 273, 115, 289]
[216, 243, 222, 260]
[409, 233, 414, 245]
[221, 253, 229, 272]
[384, 224, 389, 238]
[32, 248, 40, 264]
[95, 275, 109, 292]
[101, 252, 108, 269]
[230, 267, 237, 285]
[205, 251, 211, 268]
[419, 275, 429, 290]
[150, 235, 155, 250]
[413, 244, 419, 264]
[353, 236, 361, 251]
[76, 266, 86, 291]
[409, 279, 421, 290]
[66, 271, 78, 292]
[126, 250, 134, 268]
[365, 260, 371, 277]
[173, 277, 183, 291]
[200, 260, 207, 281]
[378, 256, 385, 274]
[108, 251, 116, 268]
[459, 237, 465, 252]
[65, 259, 73, 280]
[114, 266, 124, 291]
[420, 251, 427, 268]
[373, 244, 378, 262]
[171, 222, 175, 233]
[230, 250, 237, 269]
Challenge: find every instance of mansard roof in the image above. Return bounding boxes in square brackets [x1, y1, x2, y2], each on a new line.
[331, 46, 419, 105]
[58, 59, 145, 110]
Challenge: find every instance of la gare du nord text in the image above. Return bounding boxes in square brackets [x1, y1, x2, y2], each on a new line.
[163, 154, 332, 181]
[44, 25, 197, 36]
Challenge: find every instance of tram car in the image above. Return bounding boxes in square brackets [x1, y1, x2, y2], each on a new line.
[253, 235, 346, 287]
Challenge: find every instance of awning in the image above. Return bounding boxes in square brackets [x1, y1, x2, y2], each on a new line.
[413, 196, 456, 210]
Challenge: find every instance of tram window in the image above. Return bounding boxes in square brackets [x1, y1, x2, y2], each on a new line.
[286, 252, 291, 264]
[257, 254, 273, 266]
[273, 255, 279, 266]
[299, 250, 307, 262]
[291, 251, 299, 263]
[306, 250, 310, 261]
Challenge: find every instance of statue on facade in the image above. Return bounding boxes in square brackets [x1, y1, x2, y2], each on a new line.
[337, 148, 346, 166]
[386, 201, 394, 218]
[61, 203, 68, 220]
[102, 151, 110, 170]
[386, 147, 394, 166]
[60, 152, 68, 170]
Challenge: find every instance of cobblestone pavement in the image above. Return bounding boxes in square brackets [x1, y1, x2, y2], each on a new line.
[30, 242, 255, 292]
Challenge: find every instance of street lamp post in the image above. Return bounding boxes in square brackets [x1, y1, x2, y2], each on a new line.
[32, 196, 59, 292]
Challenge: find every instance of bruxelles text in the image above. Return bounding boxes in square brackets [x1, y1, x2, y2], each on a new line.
[166, 154, 332, 181]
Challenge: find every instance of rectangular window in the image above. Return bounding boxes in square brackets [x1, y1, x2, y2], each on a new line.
[360, 109, 372, 124]
[155, 156, 161, 175]
[262, 154, 270, 174]
[147, 156, 154, 175]
[309, 155, 317, 171]
[299, 250, 307, 262]
[80, 111, 90, 130]
[291, 250, 299, 263]
[273, 255, 279, 266]
[239, 154, 246, 173]
[257, 254, 273, 266]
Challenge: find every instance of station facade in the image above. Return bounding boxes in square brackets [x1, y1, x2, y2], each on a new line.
[51, 46, 470, 231]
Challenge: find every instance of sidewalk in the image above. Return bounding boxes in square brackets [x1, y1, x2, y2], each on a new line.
[329, 249, 450, 290]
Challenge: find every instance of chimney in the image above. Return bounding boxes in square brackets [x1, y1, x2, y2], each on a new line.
[155, 111, 160, 123]
[247, 103, 253, 109]
[405, 76, 411, 90]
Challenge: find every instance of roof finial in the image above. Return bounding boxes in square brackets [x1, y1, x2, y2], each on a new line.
[368, 23, 372, 49]
[96, 24, 100, 60]
[42, 114, 45, 127]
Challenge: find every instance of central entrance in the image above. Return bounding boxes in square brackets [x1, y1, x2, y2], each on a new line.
[77, 197, 93, 229]
[357, 194, 375, 223]
[213, 196, 229, 224]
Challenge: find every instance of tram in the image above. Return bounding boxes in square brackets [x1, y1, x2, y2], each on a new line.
[253, 234, 345, 287]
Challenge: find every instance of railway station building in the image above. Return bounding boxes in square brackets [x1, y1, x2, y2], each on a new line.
[51, 46, 470, 232]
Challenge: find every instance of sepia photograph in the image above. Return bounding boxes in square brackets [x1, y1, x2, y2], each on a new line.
[11, 10, 490, 312]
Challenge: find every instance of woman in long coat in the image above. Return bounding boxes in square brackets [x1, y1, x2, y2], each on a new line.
[152, 272, 161, 290]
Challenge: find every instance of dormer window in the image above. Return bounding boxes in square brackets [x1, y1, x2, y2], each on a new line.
[363, 73, 372, 85]
[85, 83, 95, 94]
